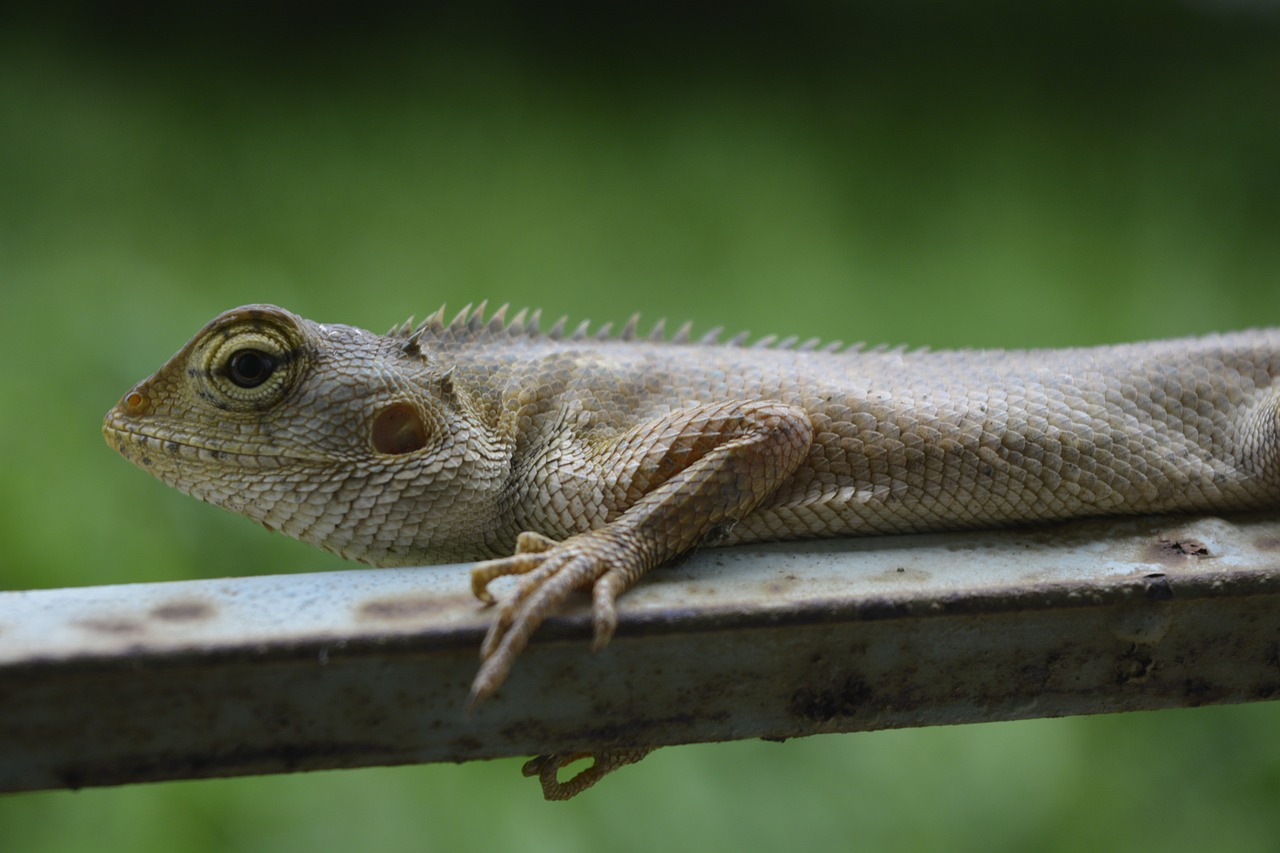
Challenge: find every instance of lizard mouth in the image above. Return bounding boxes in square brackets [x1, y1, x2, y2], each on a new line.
[101, 411, 329, 467]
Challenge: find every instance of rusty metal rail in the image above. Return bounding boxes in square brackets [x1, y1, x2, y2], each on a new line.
[2, 513, 1279, 793]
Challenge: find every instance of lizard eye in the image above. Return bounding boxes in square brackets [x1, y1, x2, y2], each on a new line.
[227, 349, 277, 388]
[196, 311, 304, 412]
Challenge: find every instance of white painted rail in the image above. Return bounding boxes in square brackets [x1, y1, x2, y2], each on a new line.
[2, 513, 1279, 793]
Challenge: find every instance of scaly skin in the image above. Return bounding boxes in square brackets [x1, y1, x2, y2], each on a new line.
[104, 303, 1280, 797]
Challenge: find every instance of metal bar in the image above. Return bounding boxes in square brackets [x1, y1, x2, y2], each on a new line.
[2, 513, 1279, 793]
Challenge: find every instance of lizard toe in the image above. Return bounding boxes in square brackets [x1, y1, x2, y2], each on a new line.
[469, 550, 549, 604]
[514, 530, 559, 554]
[522, 747, 657, 800]
[590, 573, 623, 652]
[471, 538, 620, 704]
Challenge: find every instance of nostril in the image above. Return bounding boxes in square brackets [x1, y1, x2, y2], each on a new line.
[123, 390, 149, 416]
[372, 402, 428, 455]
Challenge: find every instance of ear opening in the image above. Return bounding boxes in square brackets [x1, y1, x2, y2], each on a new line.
[371, 402, 429, 455]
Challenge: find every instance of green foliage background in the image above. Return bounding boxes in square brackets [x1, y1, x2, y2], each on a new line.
[2, 3, 1280, 851]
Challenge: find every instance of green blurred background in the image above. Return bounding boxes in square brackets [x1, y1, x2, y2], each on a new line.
[3, 2, 1280, 850]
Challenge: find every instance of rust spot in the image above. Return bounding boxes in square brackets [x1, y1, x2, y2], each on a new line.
[1143, 574, 1174, 602]
[1017, 664, 1049, 690]
[1144, 537, 1210, 564]
[1173, 539, 1209, 556]
[151, 600, 215, 621]
[1182, 678, 1223, 706]
[359, 597, 446, 620]
[761, 573, 800, 596]
[1254, 536, 1280, 552]
[871, 567, 931, 583]
[1116, 646, 1156, 684]
[74, 617, 144, 635]
[452, 734, 484, 754]
[790, 675, 872, 722]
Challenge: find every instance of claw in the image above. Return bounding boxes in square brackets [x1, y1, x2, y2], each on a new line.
[590, 572, 623, 651]
[468, 536, 626, 707]
[488, 558, 572, 650]
[470, 552, 545, 604]
[467, 527, 655, 708]
[469, 531, 562, 604]
[483, 554, 601, 675]
[466, 673, 499, 713]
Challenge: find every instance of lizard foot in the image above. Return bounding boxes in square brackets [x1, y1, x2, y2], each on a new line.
[522, 747, 656, 800]
[467, 528, 642, 708]
[469, 531, 559, 604]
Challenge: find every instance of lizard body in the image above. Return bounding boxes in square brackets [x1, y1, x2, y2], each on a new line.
[104, 304, 1280, 796]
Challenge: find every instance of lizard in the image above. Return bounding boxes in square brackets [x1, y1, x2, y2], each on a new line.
[103, 302, 1280, 797]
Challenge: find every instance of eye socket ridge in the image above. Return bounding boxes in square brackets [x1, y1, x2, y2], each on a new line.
[226, 348, 279, 389]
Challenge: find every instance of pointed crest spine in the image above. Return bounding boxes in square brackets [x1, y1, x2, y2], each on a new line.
[487, 303, 510, 333]
[424, 305, 448, 331]
[449, 304, 474, 330]
[509, 307, 529, 334]
[620, 314, 640, 341]
[386, 303, 868, 354]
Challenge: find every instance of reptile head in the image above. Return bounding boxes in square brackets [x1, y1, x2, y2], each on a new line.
[103, 304, 505, 565]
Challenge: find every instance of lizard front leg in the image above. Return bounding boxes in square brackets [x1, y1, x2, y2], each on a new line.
[468, 400, 814, 707]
